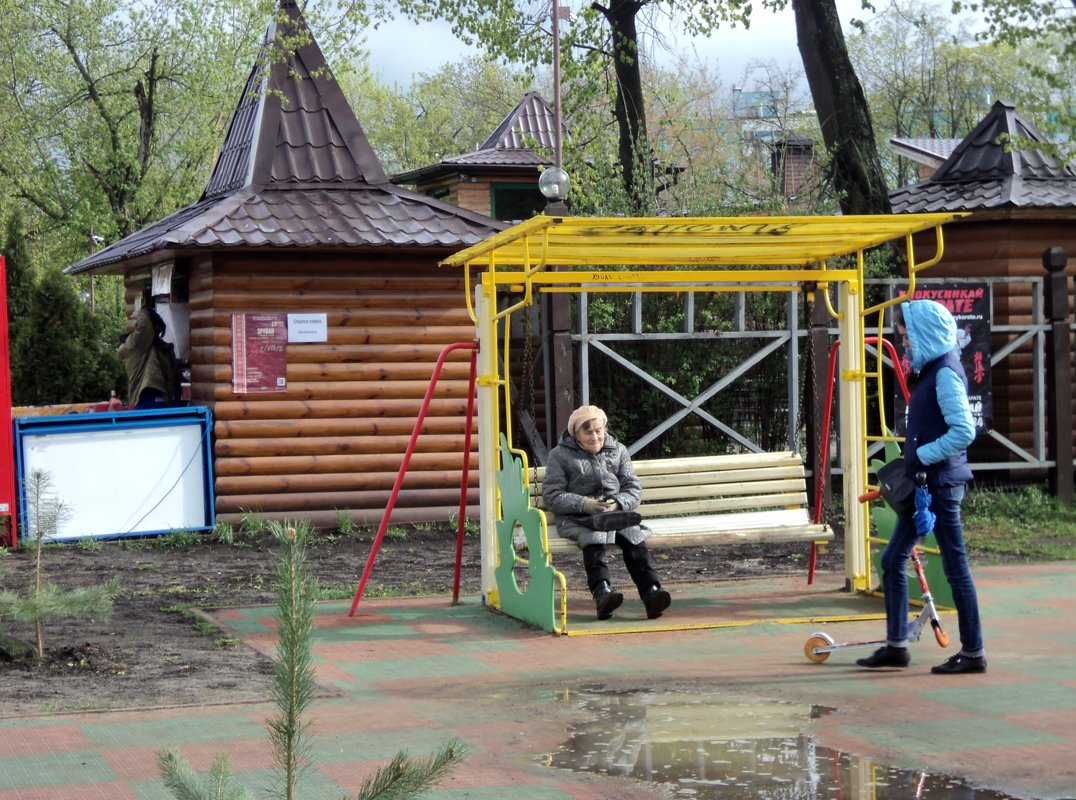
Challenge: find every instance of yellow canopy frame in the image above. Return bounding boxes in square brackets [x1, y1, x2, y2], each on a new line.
[441, 212, 965, 631]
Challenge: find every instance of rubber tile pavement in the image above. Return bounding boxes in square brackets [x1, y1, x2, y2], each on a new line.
[1, 563, 1074, 800]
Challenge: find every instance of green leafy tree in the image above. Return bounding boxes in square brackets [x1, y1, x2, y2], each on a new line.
[0, 1, 369, 269]
[15, 267, 123, 405]
[848, 0, 1066, 186]
[345, 56, 536, 177]
[0, 470, 121, 659]
[0, 1, 242, 261]
[3, 213, 35, 400]
[384, 1, 741, 212]
[954, 0, 1075, 156]
[645, 59, 830, 215]
[385, 0, 893, 214]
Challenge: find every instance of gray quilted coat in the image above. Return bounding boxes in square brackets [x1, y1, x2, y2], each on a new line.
[542, 430, 651, 547]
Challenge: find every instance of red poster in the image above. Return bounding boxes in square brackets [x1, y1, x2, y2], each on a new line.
[231, 313, 287, 393]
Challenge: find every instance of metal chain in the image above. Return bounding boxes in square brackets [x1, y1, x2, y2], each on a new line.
[521, 306, 538, 487]
[801, 286, 829, 525]
[795, 289, 813, 453]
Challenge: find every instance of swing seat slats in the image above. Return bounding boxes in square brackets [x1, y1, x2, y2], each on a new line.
[530, 450, 832, 553]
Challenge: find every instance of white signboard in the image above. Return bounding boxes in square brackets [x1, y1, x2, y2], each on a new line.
[287, 313, 327, 343]
[15, 410, 213, 541]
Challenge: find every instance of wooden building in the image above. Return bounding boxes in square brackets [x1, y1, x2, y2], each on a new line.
[64, 1, 506, 528]
[890, 100, 1076, 470]
[391, 91, 563, 222]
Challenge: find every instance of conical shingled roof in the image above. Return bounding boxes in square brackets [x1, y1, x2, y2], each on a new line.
[392, 91, 565, 184]
[890, 100, 1076, 213]
[479, 91, 561, 150]
[204, 0, 387, 196]
[66, 0, 501, 276]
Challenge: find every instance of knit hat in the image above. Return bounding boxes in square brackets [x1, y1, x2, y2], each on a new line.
[567, 405, 607, 436]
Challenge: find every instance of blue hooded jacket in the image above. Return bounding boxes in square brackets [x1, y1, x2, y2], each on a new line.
[901, 300, 975, 487]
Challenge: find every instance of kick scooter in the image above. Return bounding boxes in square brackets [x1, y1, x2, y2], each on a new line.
[803, 473, 950, 664]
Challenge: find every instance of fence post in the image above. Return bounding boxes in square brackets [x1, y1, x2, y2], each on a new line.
[1043, 247, 1073, 504]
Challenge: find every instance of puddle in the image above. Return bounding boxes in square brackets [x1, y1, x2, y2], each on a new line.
[545, 687, 1018, 799]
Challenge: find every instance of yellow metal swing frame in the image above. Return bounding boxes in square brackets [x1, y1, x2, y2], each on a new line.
[441, 213, 965, 634]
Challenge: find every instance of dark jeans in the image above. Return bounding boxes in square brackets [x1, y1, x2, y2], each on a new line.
[135, 388, 168, 410]
[880, 483, 984, 656]
[582, 534, 661, 598]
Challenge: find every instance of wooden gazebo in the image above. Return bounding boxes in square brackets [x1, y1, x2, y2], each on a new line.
[890, 100, 1076, 477]
[64, 0, 506, 528]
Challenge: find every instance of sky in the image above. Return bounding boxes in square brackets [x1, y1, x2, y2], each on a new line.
[361, 1, 874, 89]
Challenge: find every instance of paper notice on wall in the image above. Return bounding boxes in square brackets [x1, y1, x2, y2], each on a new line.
[231, 313, 288, 394]
[151, 262, 173, 298]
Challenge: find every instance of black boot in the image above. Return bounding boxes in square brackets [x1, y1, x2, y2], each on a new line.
[855, 645, 911, 668]
[643, 584, 671, 619]
[593, 581, 623, 620]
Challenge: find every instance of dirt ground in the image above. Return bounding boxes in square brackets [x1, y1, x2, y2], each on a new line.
[0, 526, 841, 718]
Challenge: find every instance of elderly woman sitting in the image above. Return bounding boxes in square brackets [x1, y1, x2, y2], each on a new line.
[541, 405, 672, 621]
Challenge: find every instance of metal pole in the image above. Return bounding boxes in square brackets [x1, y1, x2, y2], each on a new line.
[552, 1, 563, 172]
[0, 256, 17, 547]
[1044, 247, 1073, 503]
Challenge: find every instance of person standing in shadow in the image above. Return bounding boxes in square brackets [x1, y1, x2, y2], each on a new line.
[119, 300, 181, 410]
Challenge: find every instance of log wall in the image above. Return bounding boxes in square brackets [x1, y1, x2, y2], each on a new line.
[910, 212, 1076, 467]
[161, 251, 479, 528]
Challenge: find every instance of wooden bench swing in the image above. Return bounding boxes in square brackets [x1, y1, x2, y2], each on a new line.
[438, 213, 963, 634]
[531, 451, 832, 552]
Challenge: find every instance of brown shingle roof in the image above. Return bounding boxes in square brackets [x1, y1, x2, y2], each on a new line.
[392, 91, 565, 184]
[479, 91, 561, 150]
[66, 0, 502, 276]
[890, 100, 1076, 213]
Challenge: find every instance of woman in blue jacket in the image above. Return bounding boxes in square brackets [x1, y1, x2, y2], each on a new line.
[858, 300, 986, 674]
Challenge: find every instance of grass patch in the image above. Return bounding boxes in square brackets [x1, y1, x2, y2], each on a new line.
[363, 581, 437, 598]
[164, 603, 222, 637]
[965, 483, 1076, 562]
[312, 583, 356, 601]
[153, 530, 201, 549]
[213, 520, 236, 545]
[239, 509, 266, 536]
[447, 514, 480, 537]
[334, 508, 355, 535]
[43, 702, 117, 713]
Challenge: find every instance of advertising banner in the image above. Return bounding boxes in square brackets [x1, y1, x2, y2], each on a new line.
[231, 313, 288, 394]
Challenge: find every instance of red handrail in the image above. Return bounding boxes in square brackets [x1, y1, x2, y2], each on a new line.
[452, 349, 478, 603]
[348, 341, 478, 616]
[808, 335, 908, 584]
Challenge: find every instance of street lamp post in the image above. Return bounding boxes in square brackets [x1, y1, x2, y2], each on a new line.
[541, 1, 570, 214]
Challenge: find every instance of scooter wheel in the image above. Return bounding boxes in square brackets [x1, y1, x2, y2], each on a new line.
[804, 633, 834, 663]
[933, 623, 950, 648]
